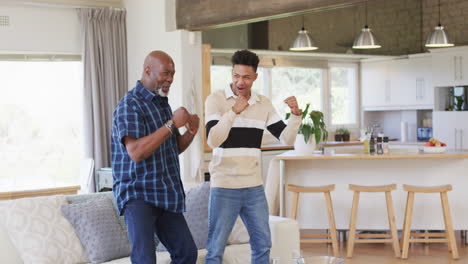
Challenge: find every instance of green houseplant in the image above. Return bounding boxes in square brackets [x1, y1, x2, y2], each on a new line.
[455, 95, 464, 111]
[335, 128, 351, 142]
[286, 103, 328, 145]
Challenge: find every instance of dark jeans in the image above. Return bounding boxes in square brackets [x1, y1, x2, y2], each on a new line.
[124, 199, 197, 264]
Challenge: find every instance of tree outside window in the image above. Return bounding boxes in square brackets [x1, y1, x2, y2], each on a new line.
[0, 60, 83, 191]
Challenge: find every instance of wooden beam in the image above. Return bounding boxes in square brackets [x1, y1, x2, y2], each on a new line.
[176, 0, 370, 31]
[0, 0, 123, 8]
[0, 186, 81, 200]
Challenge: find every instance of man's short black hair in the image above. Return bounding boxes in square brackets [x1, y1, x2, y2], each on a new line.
[231, 50, 260, 72]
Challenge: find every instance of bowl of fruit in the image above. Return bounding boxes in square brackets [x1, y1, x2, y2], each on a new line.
[423, 138, 447, 153]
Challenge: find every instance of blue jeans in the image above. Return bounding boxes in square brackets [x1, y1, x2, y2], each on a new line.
[205, 185, 271, 264]
[124, 199, 197, 264]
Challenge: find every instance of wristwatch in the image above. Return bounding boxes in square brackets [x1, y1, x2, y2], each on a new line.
[164, 120, 175, 134]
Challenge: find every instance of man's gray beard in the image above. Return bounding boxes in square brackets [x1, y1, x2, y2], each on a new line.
[156, 86, 168, 97]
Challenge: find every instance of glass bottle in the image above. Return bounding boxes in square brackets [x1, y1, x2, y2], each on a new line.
[377, 137, 384, 155]
[363, 132, 370, 154]
[369, 135, 375, 154]
[383, 136, 389, 154]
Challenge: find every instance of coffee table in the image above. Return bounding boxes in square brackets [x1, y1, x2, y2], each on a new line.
[304, 256, 345, 264]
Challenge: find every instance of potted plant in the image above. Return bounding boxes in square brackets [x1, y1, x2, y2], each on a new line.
[335, 128, 351, 142]
[335, 128, 343, 142]
[286, 103, 328, 154]
[455, 95, 464, 111]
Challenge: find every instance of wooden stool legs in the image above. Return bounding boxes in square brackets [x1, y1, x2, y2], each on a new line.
[346, 191, 360, 258]
[441, 192, 459, 259]
[401, 192, 414, 259]
[347, 184, 400, 258]
[288, 184, 339, 257]
[385, 191, 401, 258]
[401, 185, 459, 260]
[291, 191, 299, 220]
[325, 191, 340, 257]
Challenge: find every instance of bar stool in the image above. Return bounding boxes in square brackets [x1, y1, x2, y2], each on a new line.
[401, 184, 459, 259]
[347, 184, 400, 258]
[287, 184, 339, 257]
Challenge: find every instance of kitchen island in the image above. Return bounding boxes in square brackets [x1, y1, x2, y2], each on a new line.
[270, 150, 468, 231]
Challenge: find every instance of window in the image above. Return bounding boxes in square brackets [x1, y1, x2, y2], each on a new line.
[0, 58, 83, 191]
[329, 64, 358, 126]
[271, 67, 323, 120]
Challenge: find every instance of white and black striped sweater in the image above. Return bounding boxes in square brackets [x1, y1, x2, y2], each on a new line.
[205, 87, 301, 188]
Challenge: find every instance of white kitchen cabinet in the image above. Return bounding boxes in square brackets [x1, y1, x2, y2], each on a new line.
[431, 46, 468, 87]
[361, 55, 433, 110]
[361, 59, 390, 109]
[388, 59, 410, 107]
[407, 55, 434, 108]
[433, 111, 468, 150]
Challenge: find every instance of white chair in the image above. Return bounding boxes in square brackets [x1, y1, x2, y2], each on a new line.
[79, 158, 95, 194]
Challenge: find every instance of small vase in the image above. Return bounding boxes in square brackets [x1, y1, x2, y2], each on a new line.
[334, 134, 343, 142]
[342, 134, 350, 142]
[294, 134, 316, 155]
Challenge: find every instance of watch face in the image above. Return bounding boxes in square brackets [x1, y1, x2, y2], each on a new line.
[166, 120, 174, 127]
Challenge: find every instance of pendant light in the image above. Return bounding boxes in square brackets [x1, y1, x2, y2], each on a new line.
[353, 1, 381, 49]
[290, 15, 318, 51]
[425, 0, 454, 48]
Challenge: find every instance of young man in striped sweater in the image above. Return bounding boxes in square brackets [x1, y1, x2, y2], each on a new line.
[204, 50, 302, 264]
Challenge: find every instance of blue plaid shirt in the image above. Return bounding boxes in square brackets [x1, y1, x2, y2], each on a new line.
[111, 81, 185, 215]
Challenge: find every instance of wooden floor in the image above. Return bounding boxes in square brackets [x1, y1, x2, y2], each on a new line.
[301, 231, 468, 264]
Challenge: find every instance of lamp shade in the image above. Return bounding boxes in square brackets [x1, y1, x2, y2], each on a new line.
[352, 26, 381, 49]
[290, 28, 318, 51]
[425, 25, 454, 47]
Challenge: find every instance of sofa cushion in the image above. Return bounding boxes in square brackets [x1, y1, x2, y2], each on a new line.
[0, 195, 88, 264]
[183, 181, 210, 249]
[67, 191, 127, 233]
[156, 182, 210, 251]
[102, 243, 251, 264]
[61, 197, 131, 263]
[0, 220, 22, 264]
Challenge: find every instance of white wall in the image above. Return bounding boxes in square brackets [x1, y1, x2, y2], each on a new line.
[124, 0, 204, 184]
[0, 4, 81, 54]
[363, 110, 418, 142]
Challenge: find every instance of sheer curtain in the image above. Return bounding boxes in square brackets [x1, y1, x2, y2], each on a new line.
[77, 8, 127, 192]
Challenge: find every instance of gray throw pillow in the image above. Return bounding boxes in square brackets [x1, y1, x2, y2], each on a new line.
[61, 197, 131, 263]
[67, 192, 127, 233]
[156, 182, 210, 251]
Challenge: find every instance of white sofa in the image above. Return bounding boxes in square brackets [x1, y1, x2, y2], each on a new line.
[0, 193, 299, 264]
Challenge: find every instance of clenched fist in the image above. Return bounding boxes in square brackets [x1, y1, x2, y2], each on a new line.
[185, 114, 200, 135]
[232, 94, 249, 114]
[284, 96, 301, 116]
[172, 107, 190, 128]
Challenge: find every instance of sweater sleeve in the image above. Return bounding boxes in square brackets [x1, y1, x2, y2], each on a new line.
[265, 100, 302, 146]
[204, 93, 237, 149]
